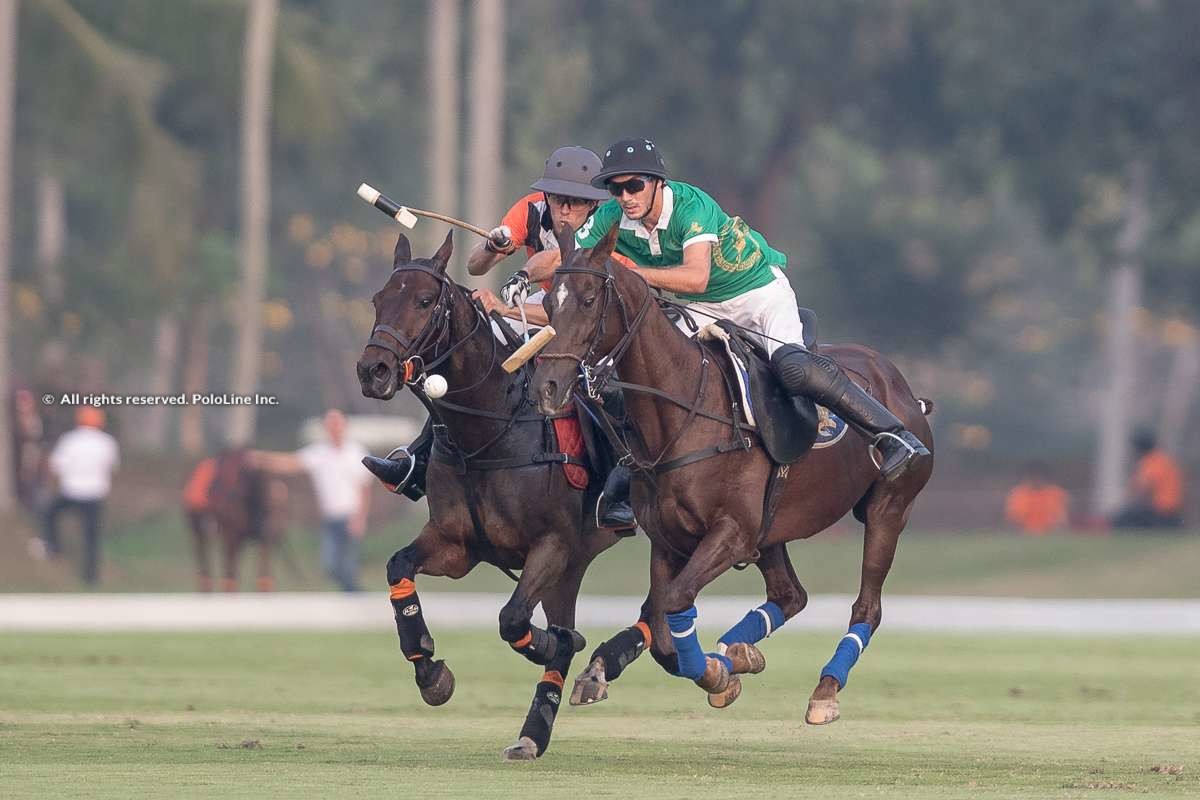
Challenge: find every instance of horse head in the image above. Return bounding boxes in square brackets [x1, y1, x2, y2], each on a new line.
[357, 230, 455, 400]
[533, 219, 640, 414]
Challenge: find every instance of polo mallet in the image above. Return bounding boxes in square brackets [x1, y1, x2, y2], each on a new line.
[355, 181, 557, 371]
[357, 183, 491, 238]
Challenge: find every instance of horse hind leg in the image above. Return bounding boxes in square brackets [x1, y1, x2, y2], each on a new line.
[502, 566, 588, 761]
[708, 544, 809, 709]
[807, 493, 910, 725]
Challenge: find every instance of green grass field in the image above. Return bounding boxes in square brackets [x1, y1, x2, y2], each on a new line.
[6, 510, 1200, 597]
[2, 630, 1196, 798]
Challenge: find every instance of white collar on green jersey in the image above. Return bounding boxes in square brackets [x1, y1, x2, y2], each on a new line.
[619, 182, 674, 240]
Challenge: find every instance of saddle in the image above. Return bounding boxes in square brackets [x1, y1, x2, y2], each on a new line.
[706, 310, 821, 466]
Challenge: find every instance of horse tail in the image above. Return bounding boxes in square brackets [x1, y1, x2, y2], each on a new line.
[916, 397, 934, 416]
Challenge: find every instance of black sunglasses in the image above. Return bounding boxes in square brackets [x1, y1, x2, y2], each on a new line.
[545, 193, 595, 209]
[607, 177, 649, 197]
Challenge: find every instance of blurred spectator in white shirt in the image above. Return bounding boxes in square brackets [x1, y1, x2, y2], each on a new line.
[251, 409, 372, 591]
[36, 405, 119, 585]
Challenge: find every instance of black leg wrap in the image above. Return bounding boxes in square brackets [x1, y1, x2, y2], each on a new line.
[770, 344, 905, 436]
[589, 625, 648, 682]
[508, 623, 586, 666]
[516, 628, 577, 757]
[391, 594, 435, 661]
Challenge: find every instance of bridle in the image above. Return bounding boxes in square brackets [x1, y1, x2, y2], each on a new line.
[539, 259, 653, 400]
[367, 261, 491, 393]
[542, 256, 753, 475]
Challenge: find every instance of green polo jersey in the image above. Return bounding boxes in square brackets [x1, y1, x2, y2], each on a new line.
[574, 180, 786, 303]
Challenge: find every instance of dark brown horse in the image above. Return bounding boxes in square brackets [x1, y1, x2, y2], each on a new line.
[356, 231, 621, 759]
[532, 222, 933, 723]
[183, 450, 288, 592]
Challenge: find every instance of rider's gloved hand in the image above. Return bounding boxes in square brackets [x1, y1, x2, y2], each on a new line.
[499, 270, 532, 307]
[484, 225, 516, 255]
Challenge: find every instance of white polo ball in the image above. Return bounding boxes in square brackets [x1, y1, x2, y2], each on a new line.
[423, 374, 448, 399]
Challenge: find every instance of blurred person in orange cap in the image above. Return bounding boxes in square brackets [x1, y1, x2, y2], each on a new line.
[1111, 428, 1185, 530]
[1004, 461, 1070, 535]
[33, 405, 120, 585]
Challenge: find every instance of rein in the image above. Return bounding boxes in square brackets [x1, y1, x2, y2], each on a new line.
[546, 260, 754, 475]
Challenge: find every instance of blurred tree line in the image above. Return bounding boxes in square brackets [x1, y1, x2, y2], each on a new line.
[2, 0, 1198, 514]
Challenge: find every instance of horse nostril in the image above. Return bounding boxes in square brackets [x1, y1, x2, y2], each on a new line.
[371, 362, 391, 381]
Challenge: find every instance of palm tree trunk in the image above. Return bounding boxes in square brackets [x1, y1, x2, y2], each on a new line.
[1092, 160, 1148, 515]
[228, 0, 278, 446]
[0, 0, 20, 512]
[139, 313, 180, 451]
[466, 0, 504, 289]
[179, 304, 211, 455]
[428, 0, 459, 264]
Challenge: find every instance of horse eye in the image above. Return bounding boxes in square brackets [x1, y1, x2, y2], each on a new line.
[583, 295, 596, 309]
[418, 297, 434, 309]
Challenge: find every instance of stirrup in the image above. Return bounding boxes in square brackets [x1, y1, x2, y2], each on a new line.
[595, 493, 637, 535]
[381, 445, 418, 495]
[867, 431, 915, 470]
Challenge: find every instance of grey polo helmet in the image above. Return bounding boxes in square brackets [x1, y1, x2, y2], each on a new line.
[530, 146, 610, 201]
[591, 138, 668, 187]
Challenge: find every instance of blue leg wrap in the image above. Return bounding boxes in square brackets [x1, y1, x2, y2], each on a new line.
[820, 622, 873, 689]
[718, 601, 786, 647]
[666, 606, 707, 680]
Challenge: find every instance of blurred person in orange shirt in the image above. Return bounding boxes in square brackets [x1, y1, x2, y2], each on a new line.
[1005, 461, 1070, 535]
[1112, 429, 1185, 530]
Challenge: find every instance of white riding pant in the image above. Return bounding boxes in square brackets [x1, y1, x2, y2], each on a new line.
[673, 267, 805, 357]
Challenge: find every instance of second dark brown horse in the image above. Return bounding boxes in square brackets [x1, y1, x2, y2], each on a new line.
[533, 222, 934, 723]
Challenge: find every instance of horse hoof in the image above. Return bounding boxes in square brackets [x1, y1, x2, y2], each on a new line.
[501, 736, 539, 761]
[569, 658, 609, 706]
[417, 660, 455, 706]
[694, 656, 732, 694]
[725, 642, 766, 675]
[805, 697, 840, 725]
[708, 675, 742, 709]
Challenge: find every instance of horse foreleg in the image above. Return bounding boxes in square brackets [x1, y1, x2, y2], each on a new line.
[705, 544, 810, 708]
[807, 493, 910, 725]
[502, 565, 587, 761]
[570, 540, 678, 707]
[498, 538, 583, 667]
[661, 520, 753, 700]
[188, 511, 213, 592]
[386, 526, 472, 706]
[255, 537, 274, 592]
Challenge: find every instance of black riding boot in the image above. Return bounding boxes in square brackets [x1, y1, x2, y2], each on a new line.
[597, 465, 637, 532]
[770, 344, 931, 482]
[362, 417, 433, 501]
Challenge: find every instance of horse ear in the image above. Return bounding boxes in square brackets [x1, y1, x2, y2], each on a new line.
[393, 233, 412, 266]
[431, 230, 454, 272]
[555, 221, 576, 261]
[587, 220, 620, 267]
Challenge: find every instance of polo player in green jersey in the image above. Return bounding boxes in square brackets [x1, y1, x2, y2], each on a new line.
[504, 138, 932, 525]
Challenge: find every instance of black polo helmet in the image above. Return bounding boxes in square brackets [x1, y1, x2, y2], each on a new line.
[530, 146, 610, 201]
[591, 138, 668, 188]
